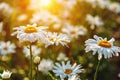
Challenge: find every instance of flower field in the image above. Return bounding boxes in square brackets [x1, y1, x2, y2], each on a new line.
[0, 0, 120, 80]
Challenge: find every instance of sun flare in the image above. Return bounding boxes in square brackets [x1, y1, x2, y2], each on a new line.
[40, 0, 51, 6]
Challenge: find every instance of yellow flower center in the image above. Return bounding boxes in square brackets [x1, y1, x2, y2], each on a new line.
[64, 69, 72, 74]
[24, 26, 37, 33]
[50, 38, 58, 42]
[113, 6, 117, 11]
[98, 40, 111, 48]
[71, 30, 76, 34]
[3, 47, 8, 50]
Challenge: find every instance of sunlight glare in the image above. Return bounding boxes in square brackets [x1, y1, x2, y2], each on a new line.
[40, 0, 51, 6]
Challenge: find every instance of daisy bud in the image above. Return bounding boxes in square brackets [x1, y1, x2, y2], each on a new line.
[34, 56, 40, 64]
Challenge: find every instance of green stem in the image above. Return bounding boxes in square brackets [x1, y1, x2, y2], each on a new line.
[94, 60, 101, 80]
[30, 44, 33, 80]
[36, 65, 39, 80]
[48, 72, 55, 80]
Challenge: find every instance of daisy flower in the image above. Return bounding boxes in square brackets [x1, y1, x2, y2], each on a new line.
[62, 25, 87, 39]
[86, 14, 103, 29]
[17, 14, 28, 21]
[0, 2, 13, 17]
[30, 11, 60, 26]
[44, 32, 70, 47]
[23, 45, 41, 58]
[56, 0, 77, 9]
[85, 35, 120, 59]
[108, 3, 120, 13]
[53, 61, 82, 79]
[12, 24, 47, 43]
[0, 41, 16, 55]
[38, 59, 53, 74]
[0, 70, 12, 79]
[85, 0, 110, 8]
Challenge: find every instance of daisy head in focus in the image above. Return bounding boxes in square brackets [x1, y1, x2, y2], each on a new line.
[53, 61, 83, 80]
[0, 41, 16, 55]
[0, 70, 12, 79]
[23, 45, 42, 58]
[44, 32, 70, 47]
[62, 24, 87, 40]
[85, 35, 120, 60]
[11, 24, 47, 44]
[86, 14, 103, 29]
[38, 59, 53, 74]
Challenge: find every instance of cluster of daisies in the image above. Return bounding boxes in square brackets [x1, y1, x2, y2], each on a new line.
[11, 24, 70, 47]
[0, 22, 120, 80]
[0, 23, 83, 79]
[0, 0, 120, 80]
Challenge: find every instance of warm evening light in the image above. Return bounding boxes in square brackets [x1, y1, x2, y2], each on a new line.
[1, 0, 120, 80]
[40, 0, 51, 6]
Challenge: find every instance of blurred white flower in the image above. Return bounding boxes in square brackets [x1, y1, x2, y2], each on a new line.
[44, 32, 70, 47]
[85, 35, 120, 59]
[56, 0, 77, 9]
[0, 2, 13, 17]
[60, 10, 70, 19]
[97, 0, 110, 9]
[53, 23, 61, 30]
[28, 0, 52, 10]
[30, 11, 61, 25]
[0, 22, 3, 33]
[108, 3, 120, 13]
[68, 75, 81, 80]
[23, 45, 41, 58]
[38, 59, 53, 74]
[57, 52, 68, 61]
[17, 14, 28, 21]
[62, 24, 87, 39]
[12, 24, 47, 43]
[0, 70, 12, 79]
[86, 14, 103, 29]
[118, 73, 120, 78]
[85, 0, 110, 8]
[0, 41, 16, 55]
[53, 61, 82, 80]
